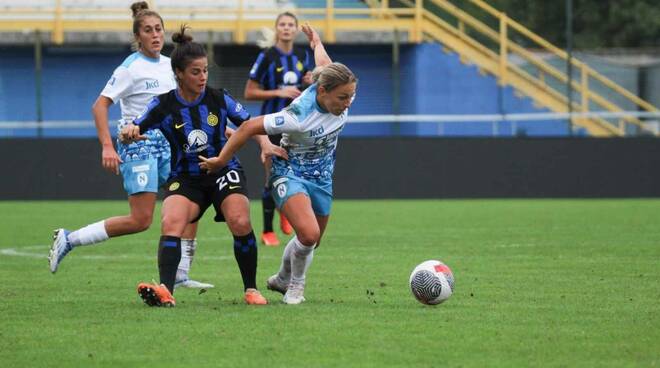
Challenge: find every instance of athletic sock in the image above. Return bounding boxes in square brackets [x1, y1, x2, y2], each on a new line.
[290, 238, 315, 283]
[277, 236, 297, 281]
[176, 238, 196, 282]
[262, 187, 275, 233]
[233, 231, 258, 290]
[158, 236, 181, 293]
[67, 220, 109, 247]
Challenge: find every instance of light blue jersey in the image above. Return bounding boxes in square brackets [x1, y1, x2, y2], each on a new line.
[101, 52, 176, 164]
[100, 52, 176, 194]
[263, 83, 349, 215]
[263, 83, 347, 186]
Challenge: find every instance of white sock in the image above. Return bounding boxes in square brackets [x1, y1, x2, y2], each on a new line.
[290, 238, 315, 283]
[277, 237, 297, 281]
[176, 238, 196, 281]
[67, 221, 109, 247]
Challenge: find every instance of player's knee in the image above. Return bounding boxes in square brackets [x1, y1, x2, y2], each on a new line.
[226, 214, 252, 235]
[133, 215, 153, 232]
[297, 228, 320, 247]
[160, 214, 185, 234]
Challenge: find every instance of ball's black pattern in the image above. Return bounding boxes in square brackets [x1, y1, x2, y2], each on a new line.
[410, 270, 443, 304]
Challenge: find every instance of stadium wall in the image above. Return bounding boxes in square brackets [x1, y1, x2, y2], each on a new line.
[0, 44, 571, 137]
[3, 138, 660, 200]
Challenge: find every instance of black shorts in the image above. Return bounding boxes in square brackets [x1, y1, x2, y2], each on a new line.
[163, 167, 249, 223]
[268, 134, 282, 146]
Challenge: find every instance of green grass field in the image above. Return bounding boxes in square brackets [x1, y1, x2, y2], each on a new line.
[0, 199, 659, 367]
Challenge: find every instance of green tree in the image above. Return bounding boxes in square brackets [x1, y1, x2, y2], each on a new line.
[456, 0, 660, 48]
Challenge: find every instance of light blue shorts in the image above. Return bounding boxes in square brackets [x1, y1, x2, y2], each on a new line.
[270, 174, 333, 216]
[120, 157, 170, 195]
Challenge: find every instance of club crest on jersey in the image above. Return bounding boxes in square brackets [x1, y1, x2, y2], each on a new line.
[275, 116, 285, 126]
[276, 183, 287, 198]
[207, 112, 219, 126]
[137, 172, 148, 187]
[184, 129, 209, 153]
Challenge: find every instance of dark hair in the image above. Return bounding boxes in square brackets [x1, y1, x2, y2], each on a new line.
[130, 2, 164, 50]
[170, 25, 207, 73]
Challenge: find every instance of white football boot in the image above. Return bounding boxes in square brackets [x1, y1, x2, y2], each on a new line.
[49, 229, 73, 273]
[283, 280, 305, 304]
[266, 274, 289, 295]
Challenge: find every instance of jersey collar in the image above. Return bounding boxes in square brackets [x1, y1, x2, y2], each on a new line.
[175, 88, 207, 106]
[137, 51, 161, 63]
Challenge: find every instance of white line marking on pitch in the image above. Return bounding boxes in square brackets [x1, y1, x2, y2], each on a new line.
[0, 245, 256, 261]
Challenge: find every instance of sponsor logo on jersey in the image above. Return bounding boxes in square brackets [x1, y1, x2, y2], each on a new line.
[207, 112, 218, 127]
[310, 126, 325, 137]
[175, 122, 187, 129]
[276, 66, 284, 72]
[169, 182, 180, 191]
[283, 71, 298, 85]
[108, 76, 116, 86]
[184, 129, 209, 153]
[235, 103, 243, 112]
[229, 185, 242, 190]
[145, 79, 160, 90]
[275, 116, 285, 126]
[296, 61, 304, 71]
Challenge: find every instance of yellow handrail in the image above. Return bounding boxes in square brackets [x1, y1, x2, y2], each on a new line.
[1, 0, 656, 135]
[466, 0, 657, 113]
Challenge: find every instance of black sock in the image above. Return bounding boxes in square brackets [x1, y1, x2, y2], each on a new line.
[158, 235, 181, 293]
[233, 231, 258, 290]
[262, 187, 275, 233]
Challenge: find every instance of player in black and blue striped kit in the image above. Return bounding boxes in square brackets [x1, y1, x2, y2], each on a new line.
[122, 26, 286, 307]
[245, 11, 314, 246]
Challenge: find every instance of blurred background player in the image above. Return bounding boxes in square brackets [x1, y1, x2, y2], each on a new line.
[244, 12, 314, 246]
[48, 2, 213, 290]
[122, 25, 286, 306]
[200, 23, 357, 304]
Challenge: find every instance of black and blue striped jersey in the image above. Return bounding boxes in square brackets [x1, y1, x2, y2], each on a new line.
[248, 46, 313, 115]
[135, 87, 250, 176]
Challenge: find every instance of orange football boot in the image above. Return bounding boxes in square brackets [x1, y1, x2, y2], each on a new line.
[244, 288, 268, 305]
[280, 213, 293, 235]
[261, 231, 280, 246]
[137, 282, 176, 307]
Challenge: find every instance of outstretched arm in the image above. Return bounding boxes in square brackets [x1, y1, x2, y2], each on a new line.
[198, 116, 288, 173]
[301, 23, 332, 67]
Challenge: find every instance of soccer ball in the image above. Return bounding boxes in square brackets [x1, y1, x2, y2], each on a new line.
[409, 260, 455, 305]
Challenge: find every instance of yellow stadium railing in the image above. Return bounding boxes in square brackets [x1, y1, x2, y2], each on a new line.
[1, 0, 656, 136]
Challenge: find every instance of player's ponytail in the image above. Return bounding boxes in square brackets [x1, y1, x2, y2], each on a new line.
[170, 25, 207, 74]
[130, 1, 164, 51]
[312, 62, 357, 92]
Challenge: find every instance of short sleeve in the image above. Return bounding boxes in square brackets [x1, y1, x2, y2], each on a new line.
[224, 92, 251, 126]
[263, 108, 300, 135]
[100, 67, 132, 103]
[135, 96, 166, 134]
[248, 51, 268, 83]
